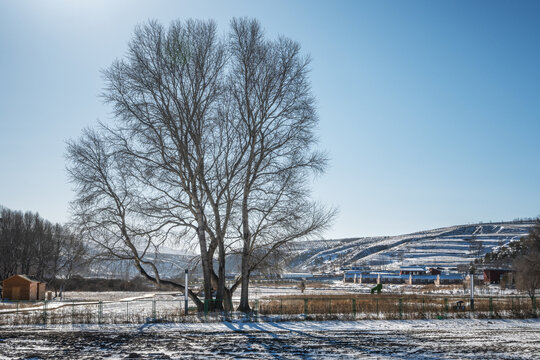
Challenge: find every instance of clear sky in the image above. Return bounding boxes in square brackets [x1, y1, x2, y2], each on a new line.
[1, 0, 539, 238]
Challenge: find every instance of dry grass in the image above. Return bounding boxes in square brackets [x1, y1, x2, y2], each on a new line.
[258, 294, 537, 320]
[0, 295, 536, 325]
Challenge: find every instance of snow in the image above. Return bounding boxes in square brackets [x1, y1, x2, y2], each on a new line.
[3, 318, 539, 333]
[0, 292, 177, 314]
[0, 319, 538, 359]
[291, 222, 534, 272]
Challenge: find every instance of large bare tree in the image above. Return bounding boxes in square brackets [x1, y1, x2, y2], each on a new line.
[67, 18, 333, 313]
[228, 18, 334, 312]
[107, 18, 226, 309]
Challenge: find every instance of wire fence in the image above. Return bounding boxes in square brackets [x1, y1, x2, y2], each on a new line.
[0, 294, 537, 325]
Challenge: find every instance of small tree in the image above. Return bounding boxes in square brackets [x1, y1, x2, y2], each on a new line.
[514, 220, 540, 313]
[514, 253, 540, 312]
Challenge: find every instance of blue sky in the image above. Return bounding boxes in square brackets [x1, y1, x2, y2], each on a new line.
[0, 0, 539, 238]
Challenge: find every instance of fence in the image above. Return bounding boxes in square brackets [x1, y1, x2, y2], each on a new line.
[258, 295, 538, 320]
[0, 294, 537, 325]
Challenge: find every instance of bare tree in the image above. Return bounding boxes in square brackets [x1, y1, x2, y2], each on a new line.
[67, 19, 232, 310]
[102, 19, 227, 309]
[514, 220, 540, 310]
[228, 18, 334, 312]
[53, 225, 89, 298]
[67, 18, 333, 313]
[514, 254, 540, 308]
[0, 206, 87, 290]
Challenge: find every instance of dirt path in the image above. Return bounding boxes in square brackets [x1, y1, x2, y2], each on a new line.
[0, 292, 182, 315]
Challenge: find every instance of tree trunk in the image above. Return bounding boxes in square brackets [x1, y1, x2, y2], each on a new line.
[237, 220, 251, 312]
[223, 287, 234, 312]
[197, 211, 214, 312]
[238, 167, 252, 313]
[215, 235, 226, 311]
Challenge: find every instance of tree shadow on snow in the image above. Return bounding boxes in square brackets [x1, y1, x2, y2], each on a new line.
[223, 321, 305, 359]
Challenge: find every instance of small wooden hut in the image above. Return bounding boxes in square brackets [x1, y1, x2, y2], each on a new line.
[1, 275, 46, 301]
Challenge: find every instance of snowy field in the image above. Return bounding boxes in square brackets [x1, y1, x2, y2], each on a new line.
[44, 282, 531, 303]
[0, 319, 538, 359]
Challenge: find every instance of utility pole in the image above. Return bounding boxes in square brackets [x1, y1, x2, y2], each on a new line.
[470, 270, 475, 311]
[184, 269, 189, 315]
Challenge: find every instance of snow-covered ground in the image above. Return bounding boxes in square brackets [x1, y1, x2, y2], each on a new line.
[0, 319, 538, 359]
[0, 283, 530, 314]
[1, 284, 535, 327]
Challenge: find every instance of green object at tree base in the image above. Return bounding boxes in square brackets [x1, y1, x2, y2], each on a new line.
[371, 284, 383, 294]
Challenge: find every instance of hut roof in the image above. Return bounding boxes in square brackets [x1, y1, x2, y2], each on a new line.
[3, 274, 45, 283]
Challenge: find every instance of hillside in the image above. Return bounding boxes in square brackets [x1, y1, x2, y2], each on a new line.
[82, 221, 536, 279]
[288, 221, 535, 272]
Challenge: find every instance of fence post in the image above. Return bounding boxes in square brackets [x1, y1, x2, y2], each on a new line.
[16, 301, 19, 317]
[280, 298, 283, 316]
[399, 298, 403, 319]
[184, 269, 189, 316]
[126, 301, 129, 323]
[152, 299, 157, 322]
[329, 299, 332, 315]
[489, 297, 493, 318]
[352, 298, 356, 318]
[533, 296, 537, 317]
[72, 301, 75, 324]
[42, 300, 47, 325]
[204, 299, 209, 317]
[511, 297, 514, 315]
[98, 301, 103, 325]
[304, 299, 308, 317]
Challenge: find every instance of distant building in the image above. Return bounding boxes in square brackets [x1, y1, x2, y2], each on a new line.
[343, 270, 464, 285]
[281, 273, 313, 280]
[1, 274, 46, 301]
[483, 269, 511, 284]
[340, 266, 369, 271]
[399, 266, 426, 276]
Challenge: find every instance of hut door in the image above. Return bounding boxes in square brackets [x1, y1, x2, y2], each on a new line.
[12, 287, 20, 300]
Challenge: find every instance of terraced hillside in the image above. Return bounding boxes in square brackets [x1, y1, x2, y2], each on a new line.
[288, 221, 535, 272]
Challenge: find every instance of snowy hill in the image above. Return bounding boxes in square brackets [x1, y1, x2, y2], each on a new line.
[288, 221, 535, 272]
[82, 221, 535, 279]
